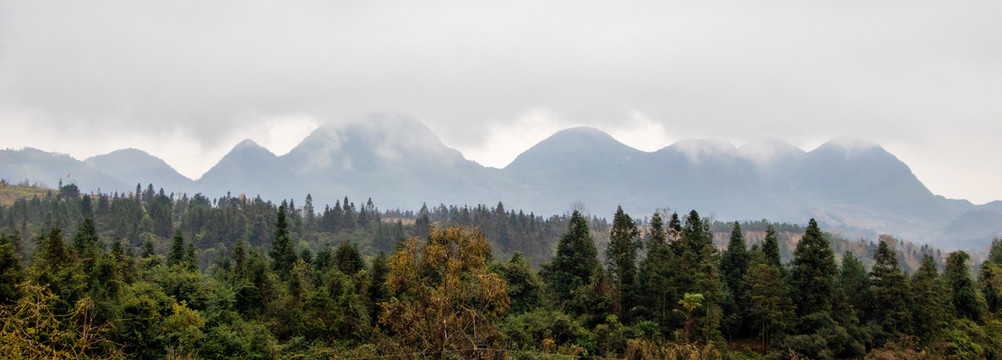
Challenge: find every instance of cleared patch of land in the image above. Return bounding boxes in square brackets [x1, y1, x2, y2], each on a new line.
[0, 182, 50, 206]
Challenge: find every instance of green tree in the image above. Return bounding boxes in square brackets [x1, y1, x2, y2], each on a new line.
[492, 252, 544, 315]
[945, 251, 987, 321]
[544, 210, 599, 305]
[637, 212, 679, 333]
[762, 224, 783, 271]
[270, 205, 296, 278]
[606, 206, 640, 321]
[869, 239, 911, 338]
[0, 233, 24, 304]
[72, 218, 100, 264]
[720, 222, 749, 336]
[167, 230, 186, 266]
[334, 240, 366, 275]
[789, 219, 836, 318]
[910, 254, 952, 342]
[839, 251, 871, 323]
[744, 252, 794, 352]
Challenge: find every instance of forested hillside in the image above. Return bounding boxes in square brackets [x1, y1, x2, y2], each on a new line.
[1, 184, 1001, 359]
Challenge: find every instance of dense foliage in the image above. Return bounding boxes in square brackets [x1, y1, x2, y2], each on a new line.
[1, 184, 1000, 359]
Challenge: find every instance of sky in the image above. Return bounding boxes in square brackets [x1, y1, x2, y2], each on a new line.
[1, 1, 1000, 203]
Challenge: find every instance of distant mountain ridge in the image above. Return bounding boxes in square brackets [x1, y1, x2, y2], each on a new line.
[2, 116, 999, 250]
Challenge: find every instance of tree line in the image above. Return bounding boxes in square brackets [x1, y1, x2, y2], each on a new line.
[1, 183, 1001, 359]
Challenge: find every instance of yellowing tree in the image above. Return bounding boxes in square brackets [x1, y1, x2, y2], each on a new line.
[380, 226, 509, 359]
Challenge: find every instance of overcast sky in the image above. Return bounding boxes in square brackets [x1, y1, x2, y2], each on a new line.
[1, 1, 1000, 203]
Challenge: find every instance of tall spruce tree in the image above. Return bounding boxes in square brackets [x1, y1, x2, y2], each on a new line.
[910, 254, 952, 342]
[869, 239, 911, 337]
[762, 225, 783, 271]
[168, 229, 186, 266]
[744, 251, 794, 353]
[945, 251, 987, 321]
[606, 206, 640, 321]
[545, 210, 599, 304]
[637, 212, 678, 329]
[839, 252, 872, 322]
[0, 233, 24, 304]
[790, 219, 836, 317]
[720, 222, 750, 336]
[270, 204, 297, 278]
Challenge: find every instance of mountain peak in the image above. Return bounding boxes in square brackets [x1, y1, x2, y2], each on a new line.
[814, 137, 882, 157]
[738, 137, 804, 163]
[234, 138, 265, 150]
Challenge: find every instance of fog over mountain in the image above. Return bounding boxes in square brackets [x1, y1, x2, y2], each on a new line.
[3, 116, 999, 250]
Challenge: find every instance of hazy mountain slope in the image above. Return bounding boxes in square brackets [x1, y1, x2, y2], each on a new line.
[281, 115, 504, 208]
[937, 210, 1002, 250]
[0, 147, 128, 194]
[5, 121, 1001, 249]
[85, 148, 193, 193]
[195, 139, 290, 199]
[502, 127, 650, 214]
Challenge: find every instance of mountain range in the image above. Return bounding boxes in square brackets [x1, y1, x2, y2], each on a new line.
[3, 115, 1000, 250]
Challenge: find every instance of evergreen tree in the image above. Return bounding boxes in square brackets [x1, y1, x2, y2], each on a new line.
[762, 224, 783, 271]
[606, 206, 639, 321]
[910, 254, 952, 342]
[270, 205, 297, 278]
[334, 240, 366, 275]
[544, 210, 599, 305]
[744, 251, 794, 353]
[0, 233, 24, 304]
[72, 218, 100, 271]
[869, 240, 911, 338]
[945, 251, 987, 321]
[720, 222, 749, 336]
[789, 219, 836, 317]
[637, 212, 679, 332]
[168, 230, 186, 266]
[839, 252, 871, 322]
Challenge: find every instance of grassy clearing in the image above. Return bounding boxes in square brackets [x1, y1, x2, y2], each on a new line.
[0, 182, 51, 206]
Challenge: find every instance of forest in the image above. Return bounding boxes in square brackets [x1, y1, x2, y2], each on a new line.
[1, 182, 1001, 359]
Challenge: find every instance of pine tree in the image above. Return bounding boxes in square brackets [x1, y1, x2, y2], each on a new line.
[637, 212, 679, 330]
[270, 204, 297, 278]
[168, 230, 186, 266]
[335, 240, 366, 275]
[870, 239, 911, 337]
[720, 222, 749, 336]
[606, 206, 639, 321]
[945, 251, 987, 321]
[790, 219, 836, 317]
[744, 251, 794, 352]
[839, 251, 871, 322]
[910, 254, 952, 342]
[0, 233, 24, 304]
[545, 210, 599, 305]
[762, 224, 783, 271]
[72, 218, 100, 271]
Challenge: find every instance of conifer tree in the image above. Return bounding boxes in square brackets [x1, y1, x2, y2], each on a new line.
[910, 254, 952, 342]
[0, 233, 24, 304]
[335, 240, 366, 275]
[606, 206, 639, 321]
[789, 219, 836, 317]
[870, 239, 911, 337]
[744, 251, 794, 352]
[168, 230, 186, 266]
[720, 222, 749, 336]
[945, 251, 987, 321]
[762, 225, 783, 271]
[637, 212, 678, 329]
[545, 210, 599, 304]
[839, 251, 871, 321]
[270, 204, 296, 278]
